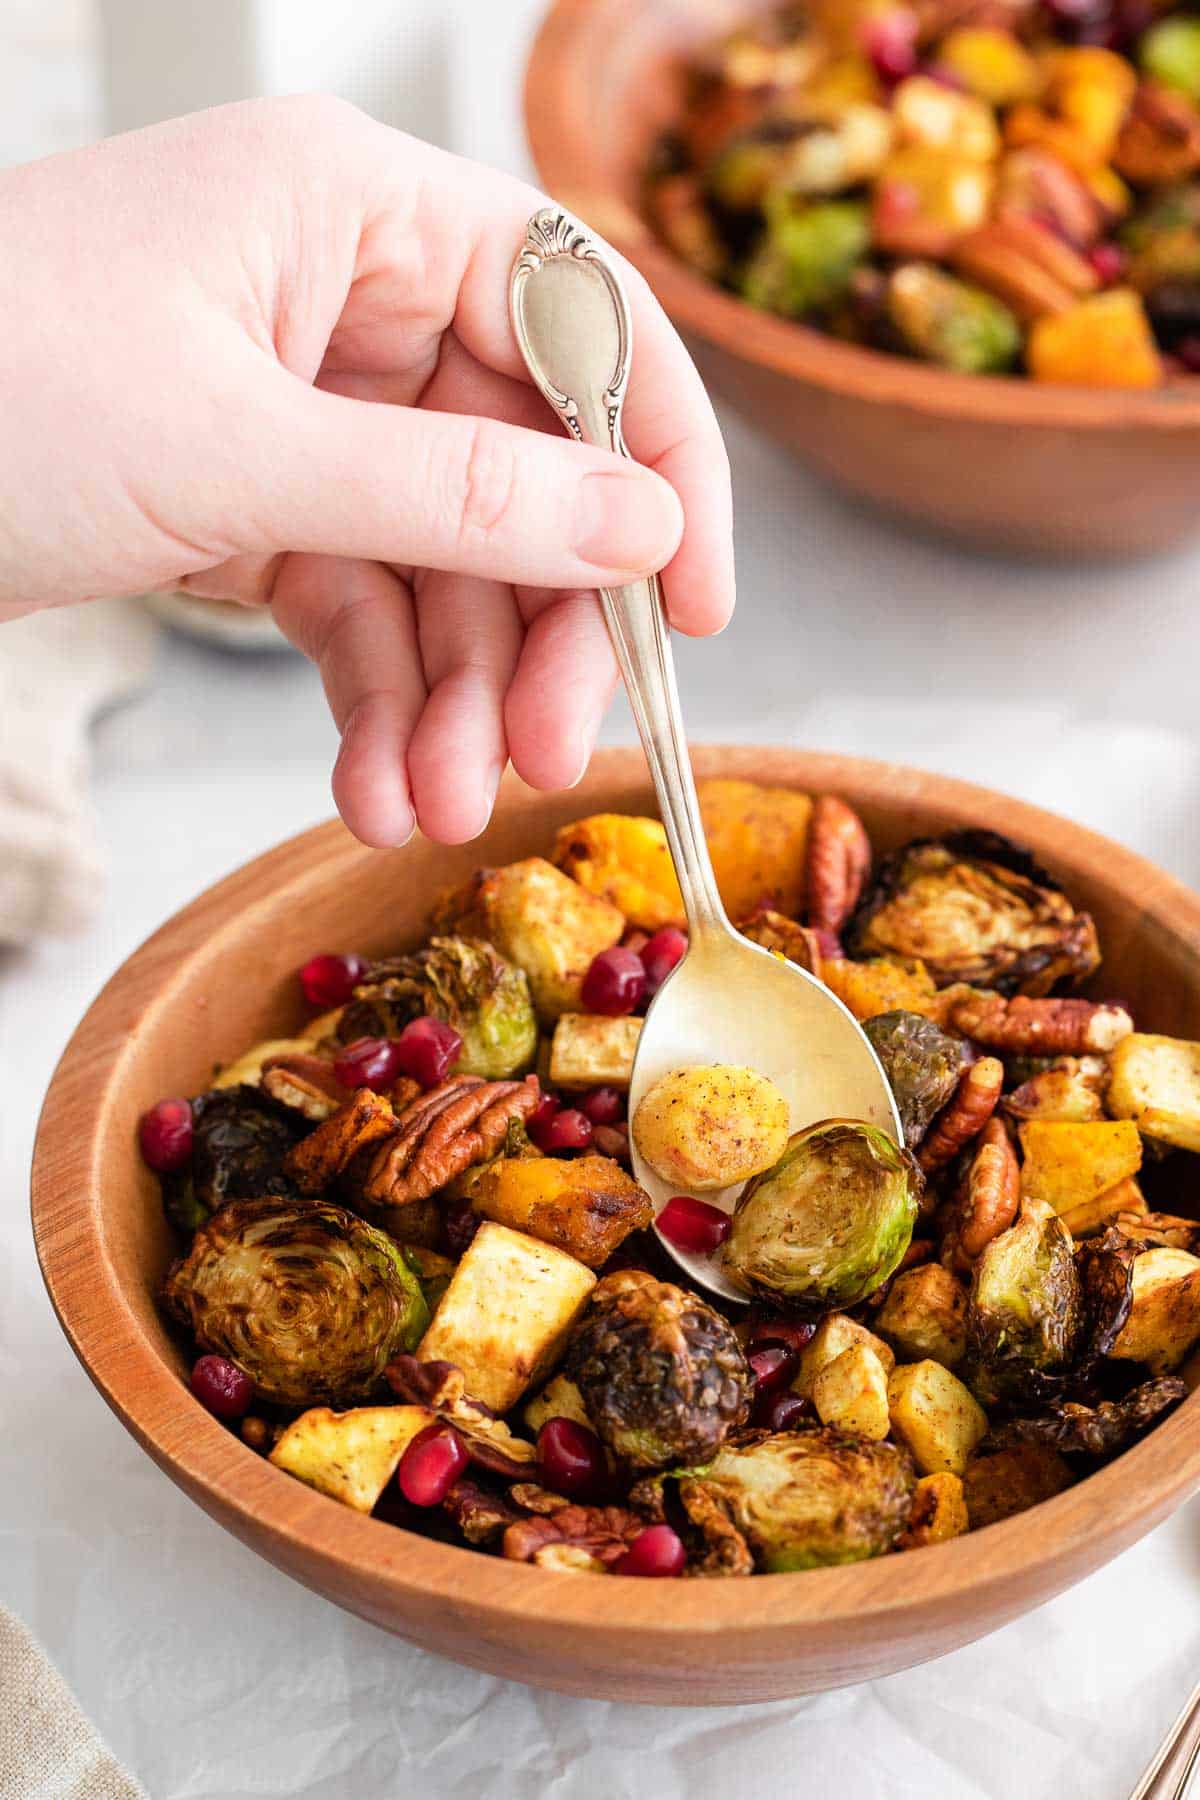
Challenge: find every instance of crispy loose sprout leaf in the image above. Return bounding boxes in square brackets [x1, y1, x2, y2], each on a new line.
[887, 1360, 989, 1477]
[876, 1263, 969, 1368]
[726, 1119, 920, 1311]
[213, 1030, 334, 1092]
[898, 1471, 970, 1550]
[965, 1198, 1083, 1406]
[163, 1198, 429, 1409]
[549, 1013, 642, 1090]
[551, 815, 684, 932]
[565, 1270, 752, 1472]
[467, 1154, 654, 1269]
[983, 1378, 1187, 1458]
[695, 778, 812, 920]
[522, 1373, 594, 1436]
[678, 1428, 915, 1571]
[1059, 1175, 1147, 1241]
[863, 1011, 965, 1147]
[1019, 1120, 1143, 1216]
[793, 1313, 895, 1398]
[632, 1064, 790, 1192]
[961, 1444, 1076, 1530]
[430, 858, 625, 1024]
[417, 1222, 596, 1413]
[384, 1356, 537, 1478]
[1107, 1032, 1200, 1150]
[846, 831, 1100, 995]
[737, 907, 823, 971]
[337, 936, 536, 1080]
[162, 1086, 306, 1235]
[821, 957, 942, 1022]
[811, 1343, 892, 1439]
[1076, 1227, 1140, 1361]
[269, 1404, 434, 1513]
[1110, 1246, 1200, 1374]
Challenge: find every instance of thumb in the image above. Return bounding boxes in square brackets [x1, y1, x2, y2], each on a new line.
[239, 370, 684, 588]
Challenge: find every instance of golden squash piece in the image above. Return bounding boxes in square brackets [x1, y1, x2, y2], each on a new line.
[549, 1013, 642, 1090]
[875, 1263, 968, 1368]
[1059, 1174, 1146, 1239]
[1028, 289, 1162, 387]
[1108, 1032, 1200, 1151]
[468, 1154, 653, 1269]
[1018, 1119, 1143, 1215]
[522, 1372, 593, 1435]
[417, 1221, 596, 1412]
[631, 1064, 790, 1192]
[887, 1360, 988, 1477]
[551, 814, 684, 932]
[937, 27, 1041, 106]
[811, 1343, 891, 1440]
[820, 956, 941, 1022]
[793, 1312, 895, 1397]
[695, 777, 812, 920]
[962, 1443, 1075, 1530]
[898, 1471, 970, 1549]
[430, 857, 624, 1024]
[269, 1404, 434, 1513]
[1110, 1246, 1200, 1375]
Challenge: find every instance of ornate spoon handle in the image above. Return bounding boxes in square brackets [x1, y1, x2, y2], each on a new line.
[1131, 1677, 1200, 1800]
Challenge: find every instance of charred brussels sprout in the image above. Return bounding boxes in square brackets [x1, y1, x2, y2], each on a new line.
[564, 1270, 751, 1471]
[886, 264, 1020, 375]
[677, 1428, 915, 1571]
[162, 1086, 304, 1235]
[965, 1198, 1084, 1408]
[338, 935, 536, 1079]
[163, 1197, 429, 1409]
[846, 830, 1101, 995]
[863, 1011, 966, 1148]
[724, 1119, 920, 1312]
[741, 198, 871, 319]
[982, 1377, 1186, 1459]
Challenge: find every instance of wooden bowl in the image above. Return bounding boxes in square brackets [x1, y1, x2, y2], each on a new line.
[524, 0, 1200, 559]
[32, 748, 1200, 1704]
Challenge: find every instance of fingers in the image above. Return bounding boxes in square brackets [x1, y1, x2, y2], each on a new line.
[504, 590, 619, 791]
[270, 554, 425, 846]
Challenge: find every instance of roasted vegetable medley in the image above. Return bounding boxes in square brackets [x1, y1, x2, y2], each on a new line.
[144, 781, 1200, 1578]
[646, 0, 1200, 384]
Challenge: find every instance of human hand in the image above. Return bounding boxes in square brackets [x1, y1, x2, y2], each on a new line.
[0, 99, 733, 844]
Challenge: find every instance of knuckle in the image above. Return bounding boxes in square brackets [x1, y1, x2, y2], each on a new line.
[454, 421, 519, 546]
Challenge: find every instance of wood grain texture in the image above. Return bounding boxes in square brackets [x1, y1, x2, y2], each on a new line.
[524, 0, 1200, 558]
[31, 748, 1200, 1703]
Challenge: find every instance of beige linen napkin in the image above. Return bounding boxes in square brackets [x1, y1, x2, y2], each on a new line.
[0, 1604, 145, 1799]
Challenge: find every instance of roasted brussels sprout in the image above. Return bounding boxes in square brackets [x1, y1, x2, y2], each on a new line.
[982, 1377, 1186, 1458]
[863, 1011, 966, 1147]
[846, 830, 1101, 995]
[161, 1086, 305, 1235]
[670, 1428, 915, 1571]
[564, 1270, 751, 1471]
[163, 1197, 429, 1409]
[742, 198, 872, 319]
[337, 936, 536, 1080]
[886, 263, 1021, 375]
[965, 1198, 1084, 1408]
[1141, 18, 1200, 105]
[724, 1119, 920, 1312]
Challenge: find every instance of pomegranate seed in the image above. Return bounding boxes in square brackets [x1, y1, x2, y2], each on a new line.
[747, 1318, 816, 1356]
[298, 951, 369, 1008]
[1088, 242, 1126, 285]
[861, 9, 918, 84]
[138, 1098, 194, 1172]
[527, 1092, 563, 1149]
[657, 1194, 730, 1255]
[397, 1424, 470, 1506]
[332, 1036, 406, 1090]
[579, 1085, 625, 1126]
[191, 1354, 254, 1420]
[755, 1391, 813, 1433]
[582, 946, 646, 1016]
[394, 1015, 462, 1088]
[748, 1344, 800, 1393]
[537, 1417, 607, 1500]
[641, 927, 688, 997]
[535, 1107, 593, 1153]
[616, 1524, 687, 1577]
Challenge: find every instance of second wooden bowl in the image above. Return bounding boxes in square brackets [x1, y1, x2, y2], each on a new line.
[524, 0, 1200, 558]
[31, 748, 1200, 1703]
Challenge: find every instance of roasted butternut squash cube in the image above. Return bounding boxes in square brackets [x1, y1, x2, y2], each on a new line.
[899, 1471, 970, 1548]
[417, 1221, 596, 1411]
[551, 814, 684, 932]
[269, 1404, 434, 1513]
[1018, 1119, 1143, 1214]
[876, 1263, 968, 1368]
[467, 1154, 653, 1269]
[1027, 289, 1162, 387]
[962, 1443, 1074, 1529]
[696, 777, 812, 919]
[794, 1312, 895, 1397]
[821, 955, 940, 1021]
[1108, 1032, 1200, 1150]
[1110, 1246, 1200, 1374]
[811, 1343, 891, 1439]
[549, 1013, 642, 1090]
[887, 1360, 988, 1476]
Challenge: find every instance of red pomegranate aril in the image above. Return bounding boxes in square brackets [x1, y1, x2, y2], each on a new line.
[332, 1036, 406, 1091]
[616, 1524, 687, 1577]
[582, 946, 646, 1016]
[758, 1391, 813, 1433]
[1087, 242, 1125, 285]
[862, 10, 918, 84]
[748, 1344, 800, 1393]
[658, 1194, 730, 1255]
[527, 1092, 563, 1150]
[394, 1015, 463, 1089]
[538, 1417, 607, 1500]
[191, 1355, 254, 1421]
[536, 1107, 593, 1154]
[641, 927, 688, 996]
[746, 1318, 816, 1356]
[397, 1424, 470, 1507]
[298, 951, 369, 1009]
[138, 1098, 194, 1172]
[580, 1085, 625, 1126]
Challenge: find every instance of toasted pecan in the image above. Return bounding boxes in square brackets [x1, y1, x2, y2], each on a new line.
[1116, 83, 1200, 186]
[947, 994, 1132, 1055]
[362, 1074, 540, 1207]
[283, 1088, 397, 1193]
[261, 1052, 351, 1122]
[918, 1056, 1004, 1176]
[502, 1497, 646, 1569]
[955, 1114, 1021, 1265]
[805, 795, 872, 935]
[952, 216, 1096, 322]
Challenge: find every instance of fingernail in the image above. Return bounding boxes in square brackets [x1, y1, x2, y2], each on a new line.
[573, 470, 683, 575]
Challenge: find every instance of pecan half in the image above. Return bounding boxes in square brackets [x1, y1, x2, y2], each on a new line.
[946, 994, 1132, 1056]
[442, 1477, 520, 1547]
[384, 1356, 537, 1477]
[360, 1073, 540, 1207]
[283, 1088, 396, 1193]
[805, 796, 872, 935]
[918, 1056, 1004, 1176]
[261, 1052, 352, 1122]
[945, 1114, 1020, 1269]
[502, 1497, 646, 1569]
[1116, 83, 1200, 186]
[952, 215, 1096, 322]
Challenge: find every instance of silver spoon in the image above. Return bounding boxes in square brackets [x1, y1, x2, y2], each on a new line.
[509, 208, 900, 1300]
[1130, 1674, 1200, 1800]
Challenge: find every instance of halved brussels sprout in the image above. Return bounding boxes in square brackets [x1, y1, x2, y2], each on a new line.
[338, 935, 536, 1079]
[163, 1197, 429, 1409]
[724, 1119, 920, 1312]
[741, 197, 872, 319]
[161, 1085, 305, 1235]
[564, 1270, 751, 1472]
[863, 1011, 966, 1148]
[885, 263, 1021, 376]
[965, 1197, 1084, 1408]
[846, 830, 1101, 995]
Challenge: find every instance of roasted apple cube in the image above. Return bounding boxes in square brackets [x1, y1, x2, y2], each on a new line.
[887, 1360, 988, 1477]
[269, 1404, 434, 1513]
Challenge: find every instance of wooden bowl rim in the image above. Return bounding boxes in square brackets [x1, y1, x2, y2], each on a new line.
[32, 747, 1200, 1644]
[524, 0, 1200, 434]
